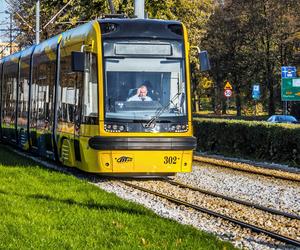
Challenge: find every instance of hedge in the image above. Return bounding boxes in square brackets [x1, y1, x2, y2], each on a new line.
[193, 118, 300, 166]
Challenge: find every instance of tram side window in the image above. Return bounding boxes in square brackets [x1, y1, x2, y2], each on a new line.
[18, 61, 30, 127]
[31, 65, 39, 129]
[2, 73, 10, 124]
[3, 70, 17, 126]
[82, 53, 98, 124]
[36, 61, 55, 130]
[0, 66, 2, 122]
[37, 63, 46, 129]
[59, 55, 76, 123]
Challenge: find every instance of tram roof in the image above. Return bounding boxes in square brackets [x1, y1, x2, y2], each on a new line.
[0, 18, 184, 64]
[98, 18, 183, 40]
[99, 18, 181, 25]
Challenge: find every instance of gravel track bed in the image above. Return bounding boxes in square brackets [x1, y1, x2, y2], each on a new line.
[96, 180, 297, 250]
[176, 163, 300, 217]
[127, 180, 300, 241]
[8, 146, 300, 249]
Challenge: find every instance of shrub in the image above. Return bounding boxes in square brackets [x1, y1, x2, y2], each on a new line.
[193, 118, 300, 166]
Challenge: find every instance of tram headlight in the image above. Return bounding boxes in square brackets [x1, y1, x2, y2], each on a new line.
[169, 124, 188, 132]
[105, 123, 127, 132]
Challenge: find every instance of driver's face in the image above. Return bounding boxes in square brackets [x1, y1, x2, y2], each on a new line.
[139, 87, 147, 97]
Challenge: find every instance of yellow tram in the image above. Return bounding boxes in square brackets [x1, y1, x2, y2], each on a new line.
[0, 18, 209, 175]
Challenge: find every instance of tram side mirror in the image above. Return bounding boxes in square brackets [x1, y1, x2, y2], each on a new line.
[199, 50, 211, 72]
[71, 51, 85, 72]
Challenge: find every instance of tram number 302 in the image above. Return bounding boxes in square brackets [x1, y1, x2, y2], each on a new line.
[164, 156, 178, 165]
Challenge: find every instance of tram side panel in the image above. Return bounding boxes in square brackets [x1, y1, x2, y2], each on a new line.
[1, 56, 20, 144]
[74, 52, 100, 172]
[56, 22, 101, 172]
[57, 46, 82, 167]
[57, 51, 100, 169]
[29, 38, 58, 159]
[17, 48, 34, 150]
[0, 61, 2, 139]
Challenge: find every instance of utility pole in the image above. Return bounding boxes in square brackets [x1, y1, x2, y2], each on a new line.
[36, 0, 40, 44]
[9, 12, 12, 54]
[134, 0, 145, 19]
[107, 0, 115, 14]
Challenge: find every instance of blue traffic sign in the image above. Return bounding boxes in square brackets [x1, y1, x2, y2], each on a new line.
[252, 84, 260, 100]
[281, 66, 297, 78]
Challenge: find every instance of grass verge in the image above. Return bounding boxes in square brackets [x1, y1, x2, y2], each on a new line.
[0, 145, 236, 249]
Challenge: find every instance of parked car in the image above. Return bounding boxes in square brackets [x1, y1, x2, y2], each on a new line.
[267, 115, 298, 124]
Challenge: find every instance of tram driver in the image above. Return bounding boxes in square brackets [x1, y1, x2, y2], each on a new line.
[127, 85, 153, 102]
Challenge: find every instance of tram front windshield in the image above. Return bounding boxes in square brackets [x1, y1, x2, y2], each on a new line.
[104, 43, 187, 122]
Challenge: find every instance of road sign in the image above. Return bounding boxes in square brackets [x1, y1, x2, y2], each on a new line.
[281, 78, 300, 101]
[252, 84, 260, 100]
[224, 89, 232, 97]
[224, 81, 233, 90]
[281, 66, 297, 78]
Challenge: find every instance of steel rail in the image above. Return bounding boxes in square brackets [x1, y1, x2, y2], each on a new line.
[165, 179, 300, 220]
[121, 181, 300, 248]
[193, 158, 300, 182]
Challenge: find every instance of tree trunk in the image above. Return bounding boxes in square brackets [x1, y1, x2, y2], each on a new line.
[234, 74, 241, 116]
[193, 89, 201, 113]
[268, 77, 275, 115]
[263, 1, 275, 116]
[235, 88, 241, 116]
[222, 99, 227, 114]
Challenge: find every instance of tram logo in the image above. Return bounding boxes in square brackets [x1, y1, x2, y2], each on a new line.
[142, 123, 156, 129]
[116, 156, 133, 163]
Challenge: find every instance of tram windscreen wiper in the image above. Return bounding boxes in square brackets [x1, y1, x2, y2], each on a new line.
[145, 92, 183, 128]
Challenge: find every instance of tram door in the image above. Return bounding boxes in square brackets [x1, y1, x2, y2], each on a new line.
[17, 58, 31, 149]
[58, 54, 83, 163]
[72, 52, 97, 163]
[69, 52, 98, 164]
[74, 71, 83, 162]
[30, 59, 56, 157]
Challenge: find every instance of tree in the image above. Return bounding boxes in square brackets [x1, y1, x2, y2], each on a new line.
[202, 0, 300, 116]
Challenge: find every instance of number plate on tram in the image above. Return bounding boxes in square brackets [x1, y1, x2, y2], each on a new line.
[163, 156, 180, 165]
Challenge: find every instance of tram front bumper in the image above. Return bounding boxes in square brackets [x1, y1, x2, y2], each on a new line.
[88, 136, 196, 173]
[88, 136, 197, 150]
[98, 150, 193, 173]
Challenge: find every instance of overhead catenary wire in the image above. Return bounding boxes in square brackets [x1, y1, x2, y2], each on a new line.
[4, 0, 34, 31]
[43, 0, 74, 29]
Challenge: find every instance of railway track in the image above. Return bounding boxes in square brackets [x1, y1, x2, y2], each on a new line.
[193, 155, 300, 182]
[166, 179, 300, 220]
[120, 179, 300, 248]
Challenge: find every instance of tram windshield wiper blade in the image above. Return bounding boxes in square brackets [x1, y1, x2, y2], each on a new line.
[145, 92, 182, 128]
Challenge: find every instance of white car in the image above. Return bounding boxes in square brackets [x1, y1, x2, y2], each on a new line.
[267, 115, 298, 124]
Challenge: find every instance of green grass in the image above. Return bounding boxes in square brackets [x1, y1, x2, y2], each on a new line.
[0, 145, 236, 250]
